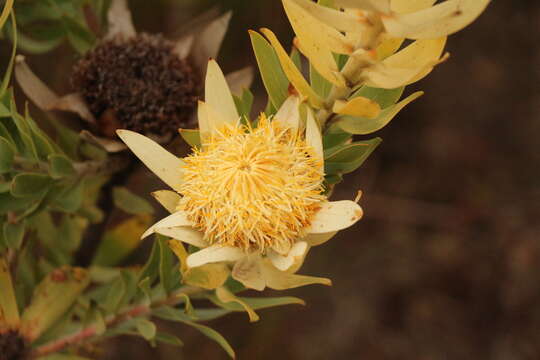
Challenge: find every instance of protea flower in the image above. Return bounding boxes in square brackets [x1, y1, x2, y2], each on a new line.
[117, 60, 363, 291]
[15, 0, 252, 152]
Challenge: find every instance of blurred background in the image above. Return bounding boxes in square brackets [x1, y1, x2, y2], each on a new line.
[14, 0, 540, 359]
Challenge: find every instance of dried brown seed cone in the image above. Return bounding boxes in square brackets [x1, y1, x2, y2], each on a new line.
[71, 33, 200, 138]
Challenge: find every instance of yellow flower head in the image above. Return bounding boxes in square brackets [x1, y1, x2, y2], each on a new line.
[117, 60, 363, 291]
[178, 115, 325, 254]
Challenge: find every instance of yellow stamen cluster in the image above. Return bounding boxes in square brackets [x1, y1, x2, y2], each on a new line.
[177, 115, 325, 254]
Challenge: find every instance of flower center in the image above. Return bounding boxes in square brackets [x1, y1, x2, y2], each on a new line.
[177, 116, 326, 254]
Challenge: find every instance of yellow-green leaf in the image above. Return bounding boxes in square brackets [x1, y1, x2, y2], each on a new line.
[92, 214, 153, 266]
[21, 267, 90, 341]
[0, 257, 19, 329]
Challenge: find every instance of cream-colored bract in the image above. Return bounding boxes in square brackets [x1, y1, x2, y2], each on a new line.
[118, 60, 364, 291]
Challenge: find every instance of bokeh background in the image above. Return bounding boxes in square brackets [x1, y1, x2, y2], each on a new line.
[16, 0, 540, 359]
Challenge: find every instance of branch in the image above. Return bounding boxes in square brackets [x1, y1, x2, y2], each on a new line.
[29, 286, 202, 358]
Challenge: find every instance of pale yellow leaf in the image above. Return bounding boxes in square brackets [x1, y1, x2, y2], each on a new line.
[274, 95, 301, 131]
[333, 0, 391, 13]
[151, 190, 181, 213]
[268, 241, 309, 272]
[305, 108, 324, 170]
[261, 260, 332, 290]
[260, 28, 324, 108]
[231, 255, 266, 291]
[363, 38, 448, 88]
[205, 59, 239, 125]
[184, 263, 230, 290]
[303, 232, 338, 247]
[337, 91, 424, 134]
[294, 37, 346, 87]
[283, 0, 355, 55]
[156, 227, 207, 248]
[333, 96, 381, 119]
[141, 211, 192, 239]
[382, 0, 491, 39]
[289, 0, 370, 33]
[391, 0, 437, 14]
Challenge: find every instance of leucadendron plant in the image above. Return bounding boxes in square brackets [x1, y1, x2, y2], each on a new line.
[0, 0, 490, 358]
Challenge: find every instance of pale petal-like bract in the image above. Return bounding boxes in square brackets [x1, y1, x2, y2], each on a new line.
[116, 130, 185, 191]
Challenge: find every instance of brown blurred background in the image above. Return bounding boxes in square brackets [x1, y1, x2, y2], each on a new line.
[22, 0, 540, 359]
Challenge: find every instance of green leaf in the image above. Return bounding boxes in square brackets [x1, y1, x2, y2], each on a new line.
[113, 187, 154, 215]
[208, 295, 305, 312]
[14, 242, 37, 310]
[48, 154, 76, 179]
[135, 319, 156, 341]
[20, 267, 90, 341]
[12, 29, 65, 54]
[58, 215, 85, 252]
[62, 15, 95, 54]
[3, 220, 26, 249]
[10, 173, 52, 198]
[52, 179, 86, 213]
[159, 236, 177, 294]
[0, 182, 10, 193]
[82, 306, 106, 336]
[179, 129, 201, 149]
[193, 308, 232, 322]
[233, 89, 254, 119]
[153, 306, 235, 359]
[337, 91, 423, 135]
[0, 12, 17, 96]
[290, 46, 302, 70]
[324, 173, 343, 185]
[310, 64, 332, 98]
[0, 192, 36, 214]
[101, 272, 126, 313]
[155, 332, 184, 347]
[138, 277, 152, 305]
[249, 30, 289, 110]
[324, 138, 382, 175]
[322, 128, 352, 150]
[0, 136, 15, 173]
[352, 86, 405, 109]
[137, 239, 161, 284]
